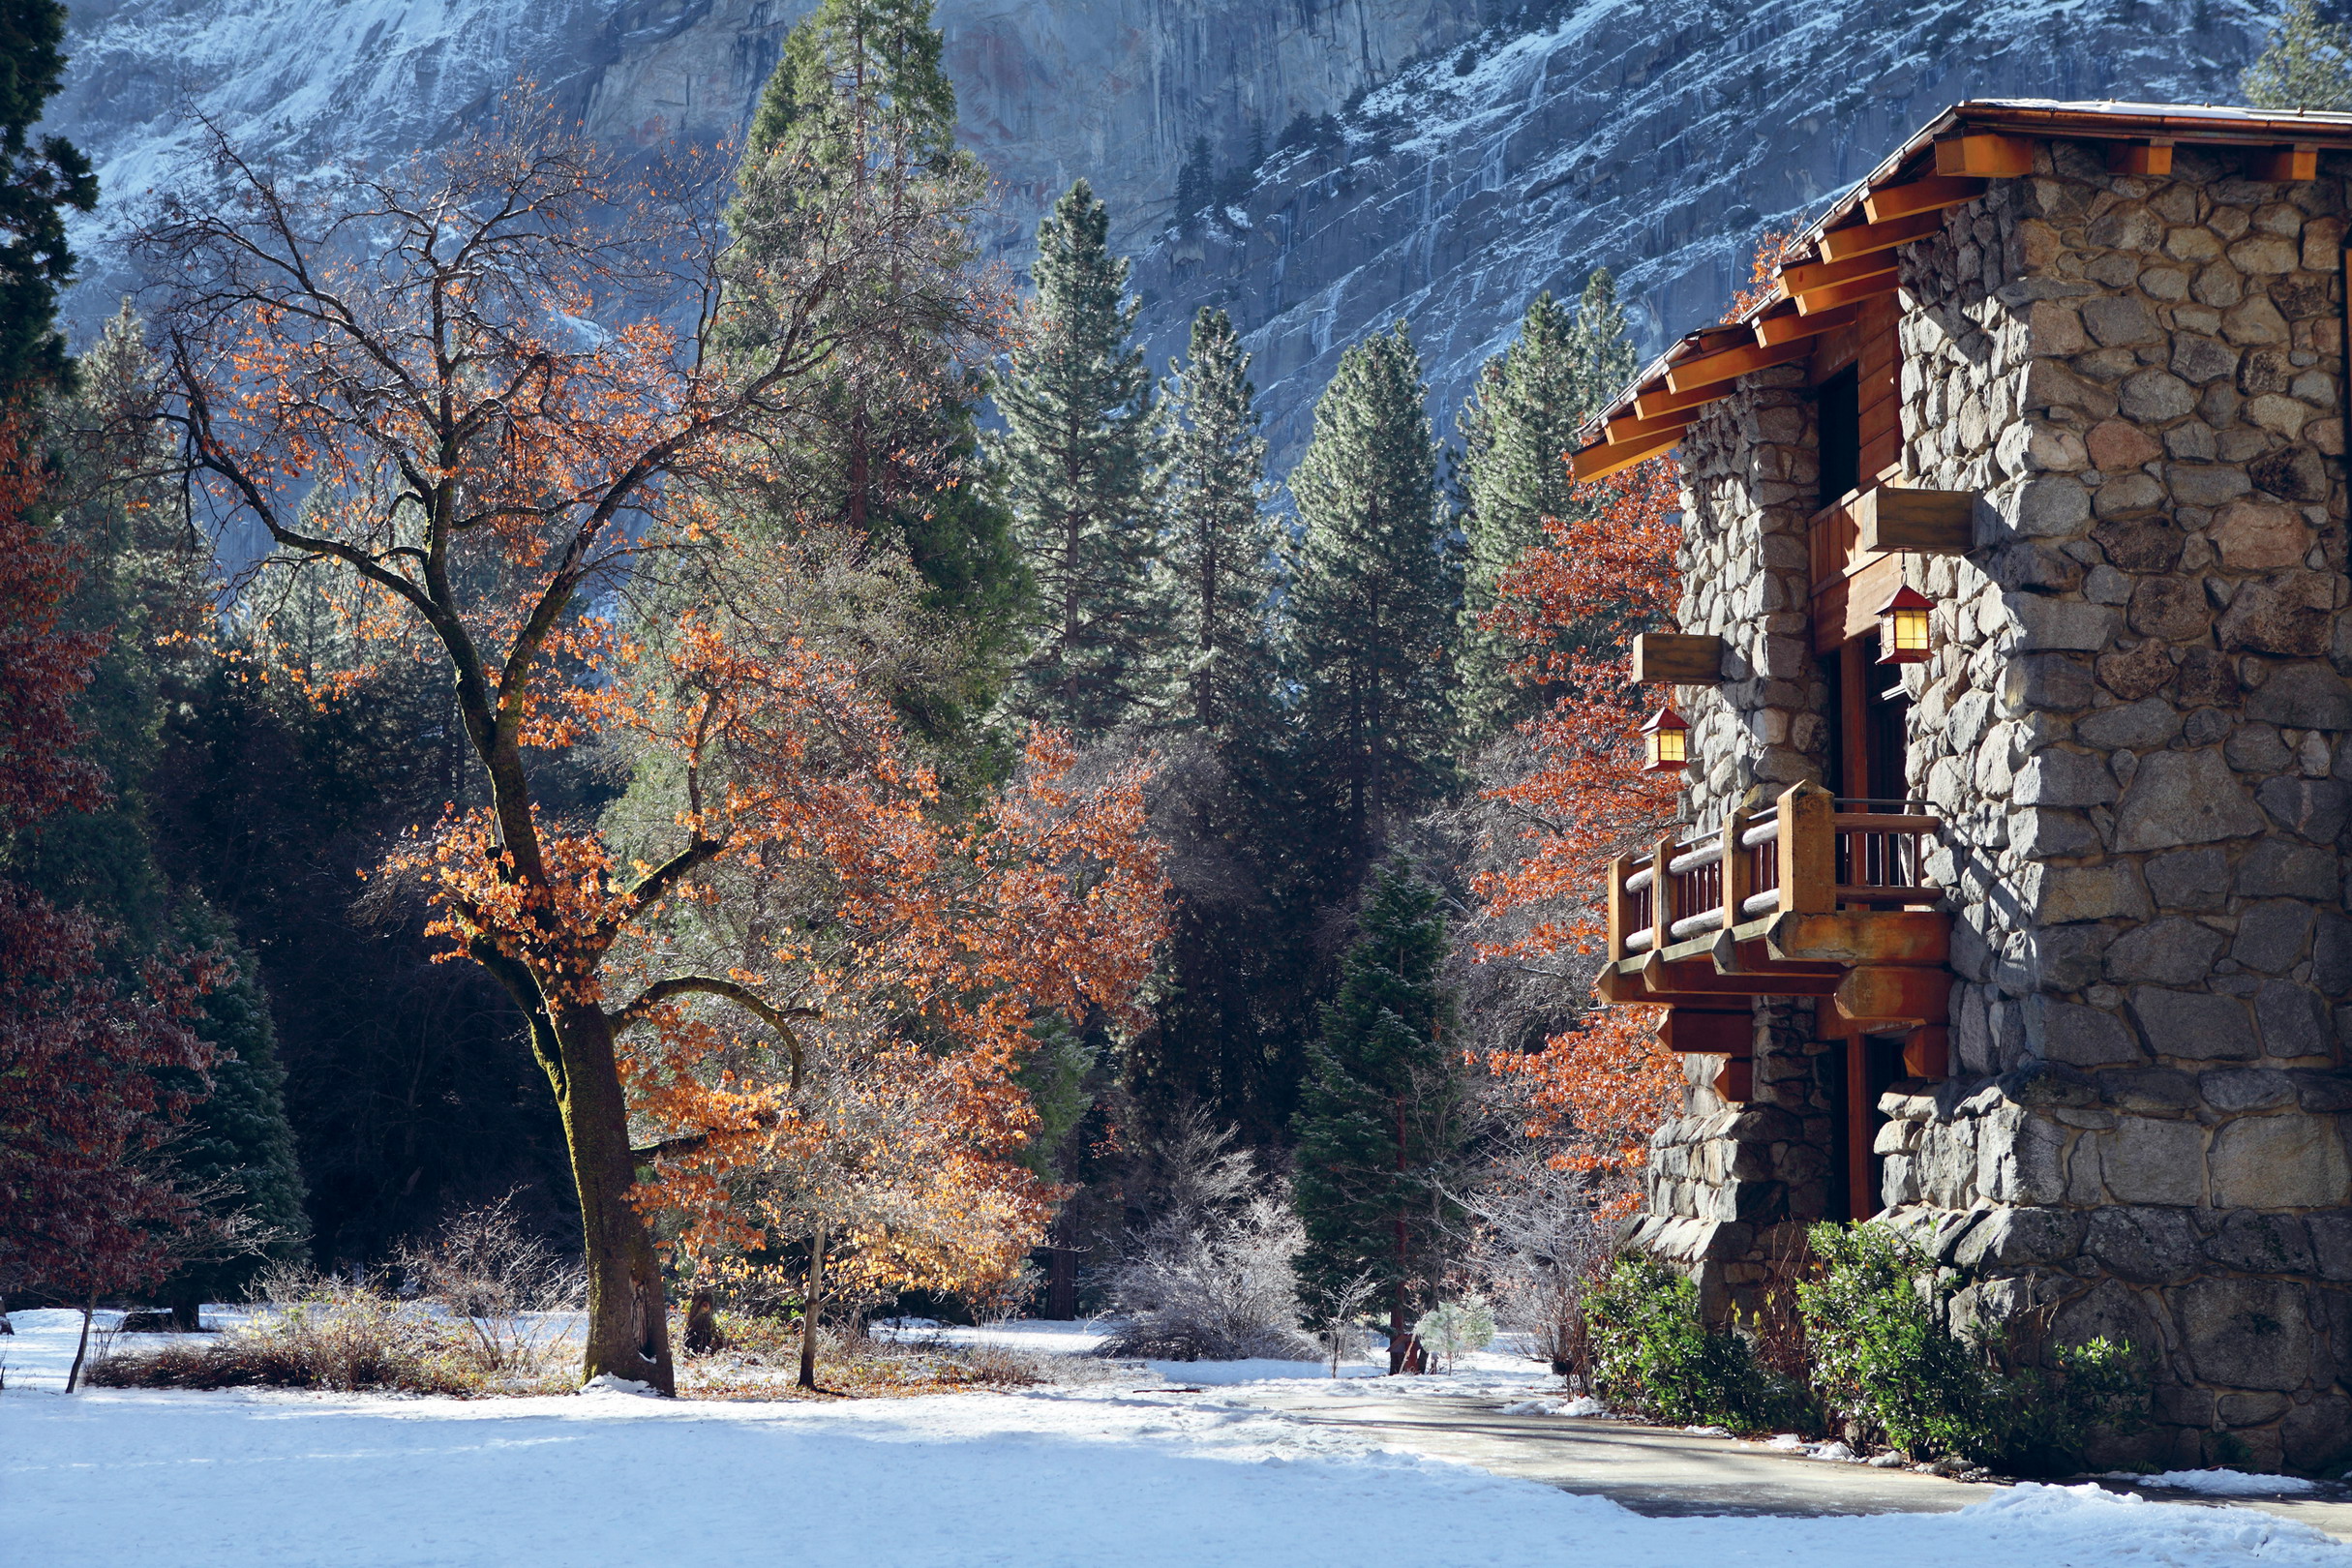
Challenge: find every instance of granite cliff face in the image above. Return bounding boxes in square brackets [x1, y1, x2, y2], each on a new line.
[45, 0, 2276, 458]
[1126, 0, 2277, 468]
[48, 0, 1480, 296]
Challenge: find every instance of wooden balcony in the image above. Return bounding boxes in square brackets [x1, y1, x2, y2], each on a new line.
[1599, 782, 1951, 1098]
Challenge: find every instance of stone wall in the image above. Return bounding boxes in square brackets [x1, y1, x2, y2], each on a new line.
[1638, 138, 2352, 1470]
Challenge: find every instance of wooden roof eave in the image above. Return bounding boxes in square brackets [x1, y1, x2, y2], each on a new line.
[1567, 99, 2352, 467]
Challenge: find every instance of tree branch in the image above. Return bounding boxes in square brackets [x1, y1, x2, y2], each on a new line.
[608, 976, 814, 1091]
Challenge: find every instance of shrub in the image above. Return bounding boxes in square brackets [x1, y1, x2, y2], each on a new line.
[395, 1192, 583, 1373]
[1100, 1115, 1317, 1363]
[1799, 1221, 2146, 1471]
[88, 1272, 569, 1396]
[1457, 1147, 1615, 1376]
[1413, 1296, 1496, 1372]
[1584, 1256, 1809, 1432]
[1099, 1191, 1319, 1361]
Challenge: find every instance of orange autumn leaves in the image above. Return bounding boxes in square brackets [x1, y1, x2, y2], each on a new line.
[401, 608, 1164, 1304]
[1476, 458, 1687, 1191]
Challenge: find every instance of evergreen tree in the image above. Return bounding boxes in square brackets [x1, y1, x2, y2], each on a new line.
[1173, 135, 1212, 225]
[731, 0, 1022, 775]
[21, 305, 211, 948]
[2245, 0, 2352, 109]
[24, 308, 313, 1304]
[1130, 307, 1300, 1147]
[1455, 273, 1636, 740]
[0, 0, 95, 403]
[1161, 306, 1281, 737]
[994, 178, 1166, 736]
[1287, 320, 1458, 865]
[1291, 862, 1469, 1372]
[156, 902, 309, 1326]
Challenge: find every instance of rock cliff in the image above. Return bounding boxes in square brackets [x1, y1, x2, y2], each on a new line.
[48, 0, 1480, 303]
[45, 0, 2277, 460]
[1127, 0, 2277, 468]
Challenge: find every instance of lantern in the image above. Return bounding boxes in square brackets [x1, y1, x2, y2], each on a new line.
[1640, 705, 1690, 772]
[1877, 585, 1933, 664]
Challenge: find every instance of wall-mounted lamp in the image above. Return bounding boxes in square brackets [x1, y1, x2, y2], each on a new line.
[1877, 585, 1934, 665]
[1640, 705, 1690, 772]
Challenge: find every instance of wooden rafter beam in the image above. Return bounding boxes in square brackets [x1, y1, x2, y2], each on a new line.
[2107, 137, 2174, 176]
[1661, 336, 1815, 394]
[1782, 250, 1898, 299]
[1754, 300, 1861, 347]
[1932, 132, 2035, 177]
[1817, 208, 1945, 263]
[1604, 408, 1695, 445]
[1862, 174, 1987, 223]
[1632, 378, 1734, 421]
[1568, 427, 1680, 481]
[1797, 270, 1903, 316]
[2252, 143, 2319, 181]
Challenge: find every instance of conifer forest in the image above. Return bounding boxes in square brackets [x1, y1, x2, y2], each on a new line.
[9, 1, 2352, 1562]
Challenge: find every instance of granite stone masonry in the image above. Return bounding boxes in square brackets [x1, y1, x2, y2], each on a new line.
[1619, 117, 2352, 1472]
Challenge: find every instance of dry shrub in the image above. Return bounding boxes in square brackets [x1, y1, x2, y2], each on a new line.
[1097, 1115, 1316, 1364]
[675, 1310, 1070, 1399]
[1458, 1145, 1614, 1377]
[396, 1192, 583, 1373]
[89, 1272, 569, 1396]
[94, 1200, 584, 1398]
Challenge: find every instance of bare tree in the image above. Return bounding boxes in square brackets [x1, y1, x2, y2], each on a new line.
[1454, 1144, 1615, 1378]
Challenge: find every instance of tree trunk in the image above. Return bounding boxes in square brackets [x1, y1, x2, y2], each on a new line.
[1387, 1286, 1407, 1376]
[552, 1005, 675, 1395]
[1046, 1234, 1078, 1320]
[799, 1222, 827, 1391]
[168, 1282, 203, 1333]
[66, 1291, 97, 1393]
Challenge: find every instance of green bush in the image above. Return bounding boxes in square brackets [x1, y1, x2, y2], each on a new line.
[1798, 1221, 2146, 1471]
[1584, 1256, 1810, 1432]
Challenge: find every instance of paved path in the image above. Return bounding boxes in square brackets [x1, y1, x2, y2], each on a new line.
[1235, 1385, 2352, 1541]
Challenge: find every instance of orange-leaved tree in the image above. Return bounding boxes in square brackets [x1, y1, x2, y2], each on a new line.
[604, 599, 1163, 1385]
[135, 102, 1137, 1394]
[1473, 457, 1687, 1207]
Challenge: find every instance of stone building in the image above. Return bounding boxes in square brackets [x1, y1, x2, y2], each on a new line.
[1566, 101, 2352, 1470]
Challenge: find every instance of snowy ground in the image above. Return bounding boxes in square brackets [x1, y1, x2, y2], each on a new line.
[7, 1310, 2348, 1567]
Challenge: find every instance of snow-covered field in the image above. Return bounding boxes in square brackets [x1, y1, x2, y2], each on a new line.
[6, 1310, 2347, 1567]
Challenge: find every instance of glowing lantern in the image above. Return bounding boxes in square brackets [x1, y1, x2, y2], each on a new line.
[1877, 585, 1933, 664]
[1640, 705, 1690, 772]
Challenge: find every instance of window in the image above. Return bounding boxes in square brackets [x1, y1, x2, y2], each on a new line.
[1817, 364, 1859, 510]
[1815, 364, 1853, 505]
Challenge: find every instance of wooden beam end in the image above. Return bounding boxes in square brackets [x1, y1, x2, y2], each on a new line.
[1853, 487, 1976, 555]
[1932, 132, 2036, 178]
[1630, 631, 1726, 685]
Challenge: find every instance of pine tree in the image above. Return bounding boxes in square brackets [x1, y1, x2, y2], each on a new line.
[0, 0, 96, 403]
[1161, 307, 1281, 737]
[994, 178, 1166, 736]
[731, 0, 1021, 773]
[1131, 308, 1296, 1147]
[1291, 862, 1469, 1372]
[1455, 273, 1636, 740]
[1173, 135, 1212, 225]
[1287, 320, 1459, 864]
[156, 902, 309, 1326]
[2244, 0, 2352, 109]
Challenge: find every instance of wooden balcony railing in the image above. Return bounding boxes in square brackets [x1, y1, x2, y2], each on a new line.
[1597, 780, 1953, 1100]
[1606, 784, 1942, 959]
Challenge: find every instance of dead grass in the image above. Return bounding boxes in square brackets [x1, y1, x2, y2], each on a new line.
[95, 1295, 1097, 1402]
[675, 1313, 1081, 1401]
